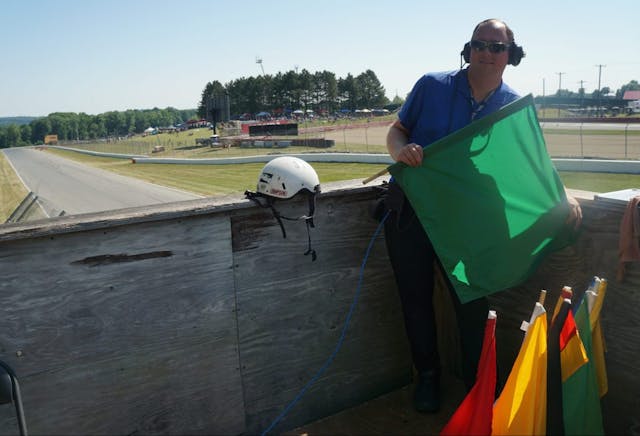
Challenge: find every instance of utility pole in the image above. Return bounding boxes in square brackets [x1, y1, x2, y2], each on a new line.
[578, 80, 587, 111]
[595, 64, 606, 117]
[556, 72, 565, 117]
[542, 78, 546, 114]
[556, 72, 565, 93]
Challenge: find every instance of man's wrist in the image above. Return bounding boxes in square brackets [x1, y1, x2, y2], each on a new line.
[390, 145, 404, 161]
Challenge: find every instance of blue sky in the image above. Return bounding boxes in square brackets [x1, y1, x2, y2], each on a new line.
[2, 0, 639, 117]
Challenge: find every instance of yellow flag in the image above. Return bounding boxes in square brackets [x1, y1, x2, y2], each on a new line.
[587, 278, 608, 397]
[492, 303, 547, 435]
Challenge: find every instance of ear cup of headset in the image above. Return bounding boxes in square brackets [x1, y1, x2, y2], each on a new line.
[461, 42, 471, 63]
[508, 44, 525, 66]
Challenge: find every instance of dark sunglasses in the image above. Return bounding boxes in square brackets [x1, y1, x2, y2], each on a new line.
[470, 39, 510, 54]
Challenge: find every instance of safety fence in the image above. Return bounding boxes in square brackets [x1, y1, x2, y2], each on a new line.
[542, 123, 640, 160]
[317, 122, 640, 160]
[55, 122, 640, 161]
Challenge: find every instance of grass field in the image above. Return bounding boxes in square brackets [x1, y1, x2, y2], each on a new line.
[20, 147, 640, 195]
[0, 151, 28, 221]
[3, 119, 640, 223]
[59, 122, 394, 157]
[58, 116, 640, 160]
[40, 148, 389, 196]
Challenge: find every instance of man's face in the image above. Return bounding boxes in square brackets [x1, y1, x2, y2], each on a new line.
[469, 22, 510, 77]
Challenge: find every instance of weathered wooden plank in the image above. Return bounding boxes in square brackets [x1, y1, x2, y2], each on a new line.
[1, 183, 638, 435]
[0, 214, 244, 435]
[0, 179, 372, 243]
[0, 194, 249, 242]
[232, 192, 412, 434]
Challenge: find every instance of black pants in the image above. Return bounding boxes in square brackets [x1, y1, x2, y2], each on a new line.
[383, 186, 488, 389]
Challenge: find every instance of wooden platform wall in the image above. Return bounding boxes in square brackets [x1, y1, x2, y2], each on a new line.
[0, 183, 411, 435]
[1, 182, 639, 435]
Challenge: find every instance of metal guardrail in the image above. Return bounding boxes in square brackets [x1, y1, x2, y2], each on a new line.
[5, 192, 38, 224]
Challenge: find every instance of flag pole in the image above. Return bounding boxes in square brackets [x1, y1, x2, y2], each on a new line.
[538, 289, 547, 305]
[362, 167, 390, 185]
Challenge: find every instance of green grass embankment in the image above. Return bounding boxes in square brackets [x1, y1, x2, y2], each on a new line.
[43, 148, 389, 196]
[0, 151, 29, 222]
[42, 148, 640, 197]
[3, 145, 640, 224]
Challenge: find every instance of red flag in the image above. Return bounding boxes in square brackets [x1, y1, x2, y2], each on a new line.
[552, 286, 588, 382]
[559, 310, 576, 349]
[441, 311, 497, 435]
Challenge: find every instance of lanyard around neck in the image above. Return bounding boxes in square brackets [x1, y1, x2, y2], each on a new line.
[470, 87, 497, 120]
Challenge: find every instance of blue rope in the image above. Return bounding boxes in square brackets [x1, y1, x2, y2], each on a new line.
[260, 210, 390, 435]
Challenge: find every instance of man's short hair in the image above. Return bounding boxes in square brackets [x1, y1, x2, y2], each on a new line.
[472, 18, 514, 43]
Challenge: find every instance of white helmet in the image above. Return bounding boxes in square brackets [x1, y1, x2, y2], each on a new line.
[256, 156, 320, 199]
[246, 156, 320, 261]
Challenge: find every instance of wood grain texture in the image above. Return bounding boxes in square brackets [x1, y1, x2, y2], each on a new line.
[232, 192, 412, 434]
[289, 192, 640, 435]
[0, 214, 244, 435]
[1, 183, 638, 435]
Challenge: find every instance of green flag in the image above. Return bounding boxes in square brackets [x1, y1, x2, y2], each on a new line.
[562, 293, 604, 435]
[389, 95, 571, 303]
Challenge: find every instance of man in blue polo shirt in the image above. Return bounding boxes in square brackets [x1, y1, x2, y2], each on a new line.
[384, 18, 582, 414]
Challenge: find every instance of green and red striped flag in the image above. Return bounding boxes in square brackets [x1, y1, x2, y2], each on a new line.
[389, 95, 571, 303]
[562, 283, 604, 435]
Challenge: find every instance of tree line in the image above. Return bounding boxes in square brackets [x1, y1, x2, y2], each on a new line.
[1, 68, 394, 148]
[0, 107, 197, 148]
[197, 69, 394, 119]
[3, 71, 636, 148]
[564, 80, 639, 100]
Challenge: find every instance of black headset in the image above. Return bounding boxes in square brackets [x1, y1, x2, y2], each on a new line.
[461, 40, 525, 66]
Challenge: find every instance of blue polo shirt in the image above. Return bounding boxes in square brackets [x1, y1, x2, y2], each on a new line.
[398, 68, 519, 148]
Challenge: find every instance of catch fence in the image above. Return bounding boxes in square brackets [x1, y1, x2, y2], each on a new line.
[56, 122, 640, 161]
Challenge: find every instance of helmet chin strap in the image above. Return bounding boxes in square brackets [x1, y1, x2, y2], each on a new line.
[244, 190, 318, 261]
[303, 218, 317, 261]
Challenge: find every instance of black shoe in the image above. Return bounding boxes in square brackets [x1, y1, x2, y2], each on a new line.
[413, 370, 440, 413]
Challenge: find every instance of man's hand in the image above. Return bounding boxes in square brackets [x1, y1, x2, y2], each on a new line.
[387, 121, 423, 167]
[394, 143, 424, 167]
[566, 194, 582, 230]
